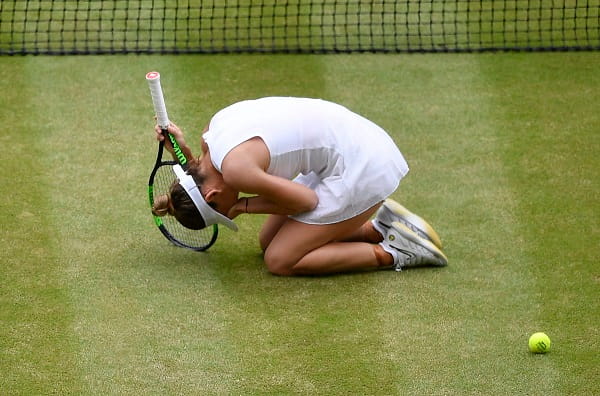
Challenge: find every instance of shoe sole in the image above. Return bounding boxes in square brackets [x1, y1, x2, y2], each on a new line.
[383, 199, 443, 249]
[392, 222, 448, 266]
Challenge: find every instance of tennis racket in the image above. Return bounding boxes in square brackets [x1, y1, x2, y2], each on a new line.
[146, 71, 218, 251]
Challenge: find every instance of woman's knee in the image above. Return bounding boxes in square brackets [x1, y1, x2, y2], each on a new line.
[263, 247, 296, 276]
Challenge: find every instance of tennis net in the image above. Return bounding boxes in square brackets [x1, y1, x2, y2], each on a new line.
[1, 0, 598, 55]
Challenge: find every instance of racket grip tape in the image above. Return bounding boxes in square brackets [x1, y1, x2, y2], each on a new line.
[146, 72, 188, 168]
[146, 71, 170, 129]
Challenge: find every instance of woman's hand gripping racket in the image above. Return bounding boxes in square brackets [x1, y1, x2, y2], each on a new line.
[146, 71, 218, 251]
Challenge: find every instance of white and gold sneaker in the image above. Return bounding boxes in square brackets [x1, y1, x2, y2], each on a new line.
[380, 222, 448, 271]
[373, 198, 443, 249]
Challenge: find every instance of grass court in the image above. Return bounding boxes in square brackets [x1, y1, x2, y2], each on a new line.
[1, 52, 598, 394]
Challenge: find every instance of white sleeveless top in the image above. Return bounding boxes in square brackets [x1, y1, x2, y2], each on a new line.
[203, 97, 409, 224]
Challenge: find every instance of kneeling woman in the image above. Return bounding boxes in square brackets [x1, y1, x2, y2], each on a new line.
[152, 97, 447, 276]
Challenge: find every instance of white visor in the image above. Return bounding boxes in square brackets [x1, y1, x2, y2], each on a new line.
[173, 164, 238, 231]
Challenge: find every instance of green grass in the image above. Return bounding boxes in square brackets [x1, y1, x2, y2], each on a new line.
[1, 52, 598, 395]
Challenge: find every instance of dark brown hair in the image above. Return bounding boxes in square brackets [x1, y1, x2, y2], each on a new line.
[151, 160, 209, 230]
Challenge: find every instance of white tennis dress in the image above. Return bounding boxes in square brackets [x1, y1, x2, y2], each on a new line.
[203, 97, 409, 224]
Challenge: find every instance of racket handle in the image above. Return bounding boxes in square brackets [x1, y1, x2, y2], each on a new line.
[146, 71, 170, 129]
[165, 133, 188, 168]
[146, 72, 188, 169]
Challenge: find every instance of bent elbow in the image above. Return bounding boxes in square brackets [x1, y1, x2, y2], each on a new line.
[309, 196, 319, 211]
[298, 195, 318, 214]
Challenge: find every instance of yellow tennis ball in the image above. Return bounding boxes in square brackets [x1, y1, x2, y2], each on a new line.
[529, 332, 551, 354]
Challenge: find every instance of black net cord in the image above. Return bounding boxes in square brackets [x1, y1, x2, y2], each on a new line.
[0, 0, 598, 55]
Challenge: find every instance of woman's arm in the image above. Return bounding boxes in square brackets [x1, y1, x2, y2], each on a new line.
[222, 138, 318, 217]
[228, 174, 319, 217]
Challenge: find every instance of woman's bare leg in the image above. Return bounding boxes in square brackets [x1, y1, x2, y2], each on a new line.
[338, 220, 384, 243]
[263, 204, 393, 276]
[260, 206, 383, 251]
[259, 214, 288, 251]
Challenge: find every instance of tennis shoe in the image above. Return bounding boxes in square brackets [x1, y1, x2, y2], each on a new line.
[380, 222, 448, 271]
[373, 198, 443, 249]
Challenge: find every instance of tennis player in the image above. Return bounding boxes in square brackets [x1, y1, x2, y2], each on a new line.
[152, 97, 447, 275]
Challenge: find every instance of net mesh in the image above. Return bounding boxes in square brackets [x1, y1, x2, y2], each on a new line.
[1, 0, 598, 55]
